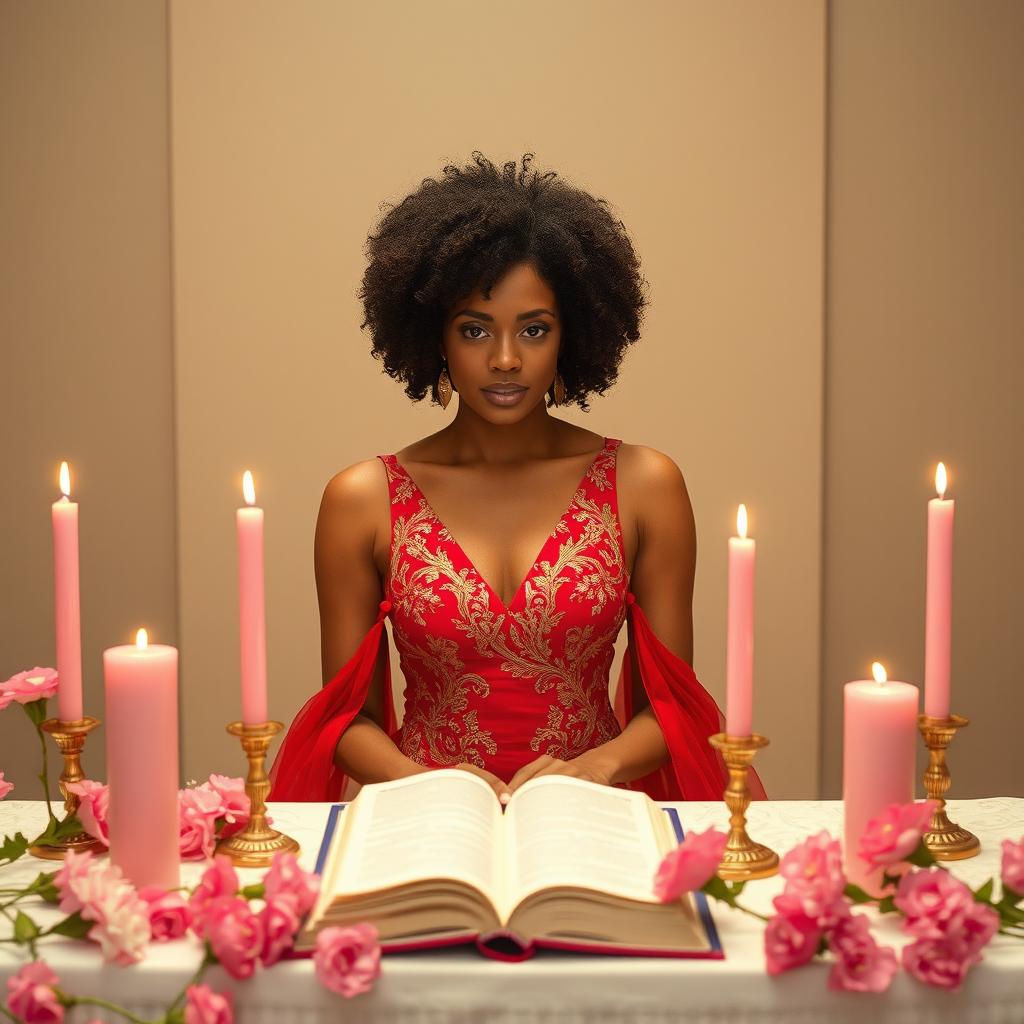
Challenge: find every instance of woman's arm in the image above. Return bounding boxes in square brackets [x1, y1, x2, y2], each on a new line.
[507, 446, 696, 790]
[314, 462, 428, 785]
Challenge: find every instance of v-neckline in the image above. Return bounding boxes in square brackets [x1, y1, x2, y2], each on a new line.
[392, 438, 610, 614]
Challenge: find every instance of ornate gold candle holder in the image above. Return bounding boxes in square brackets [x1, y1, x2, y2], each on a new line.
[917, 713, 980, 860]
[29, 716, 107, 861]
[707, 733, 779, 880]
[215, 720, 299, 867]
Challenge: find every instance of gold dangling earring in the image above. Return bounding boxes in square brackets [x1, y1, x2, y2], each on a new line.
[552, 371, 566, 407]
[437, 363, 453, 410]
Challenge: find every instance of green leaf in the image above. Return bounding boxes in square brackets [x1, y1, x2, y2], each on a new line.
[53, 815, 84, 841]
[729, 880, 746, 898]
[0, 832, 29, 864]
[880, 871, 902, 890]
[1001, 884, 1022, 907]
[48, 910, 93, 939]
[31, 818, 59, 848]
[877, 895, 898, 914]
[14, 910, 40, 944]
[974, 878, 995, 904]
[999, 903, 1024, 925]
[907, 841, 937, 868]
[844, 883, 875, 904]
[240, 883, 265, 900]
[701, 876, 735, 905]
[165, 1009, 186, 1024]
[23, 871, 60, 903]
[21, 699, 49, 727]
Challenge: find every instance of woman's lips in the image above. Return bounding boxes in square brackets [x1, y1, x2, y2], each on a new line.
[481, 387, 528, 407]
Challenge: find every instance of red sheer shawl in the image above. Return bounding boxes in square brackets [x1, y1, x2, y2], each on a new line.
[267, 595, 767, 802]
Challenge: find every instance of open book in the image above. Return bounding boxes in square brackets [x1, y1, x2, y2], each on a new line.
[295, 769, 722, 960]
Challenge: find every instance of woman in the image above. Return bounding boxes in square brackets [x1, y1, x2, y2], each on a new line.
[268, 152, 764, 804]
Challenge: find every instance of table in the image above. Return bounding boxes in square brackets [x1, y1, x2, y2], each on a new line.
[2, 798, 1023, 1023]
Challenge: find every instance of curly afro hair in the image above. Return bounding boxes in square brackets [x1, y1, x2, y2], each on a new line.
[358, 151, 648, 413]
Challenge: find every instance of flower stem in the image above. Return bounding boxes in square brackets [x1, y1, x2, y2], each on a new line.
[165, 945, 216, 1016]
[0, 1003, 20, 1021]
[61, 994, 161, 1024]
[36, 721, 57, 825]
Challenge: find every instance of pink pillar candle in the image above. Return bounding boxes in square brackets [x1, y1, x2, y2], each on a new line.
[725, 504, 755, 737]
[924, 463, 954, 719]
[842, 664, 918, 895]
[238, 471, 268, 724]
[104, 630, 180, 891]
[51, 462, 83, 722]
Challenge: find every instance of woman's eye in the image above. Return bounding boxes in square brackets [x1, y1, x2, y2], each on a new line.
[523, 324, 549, 338]
[461, 324, 488, 339]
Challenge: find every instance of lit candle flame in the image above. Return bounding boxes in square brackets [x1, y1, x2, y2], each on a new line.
[737, 503, 748, 540]
[935, 462, 947, 499]
[871, 661, 887, 684]
[242, 470, 256, 507]
[136, 628, 149, 650]
[59, 461, 71, 498]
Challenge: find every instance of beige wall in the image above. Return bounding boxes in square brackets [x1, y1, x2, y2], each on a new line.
[0, 1, 178, 794]
[169, 0, 826, 796]
[822, 0, 1024, 798]
[4, 1, 1018, 805]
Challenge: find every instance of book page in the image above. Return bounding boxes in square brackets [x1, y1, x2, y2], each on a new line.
[329, 769, 503, 900]
[502, 776, 672, 913]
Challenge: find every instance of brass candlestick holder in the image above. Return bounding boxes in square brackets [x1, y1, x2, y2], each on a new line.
[215, 720, 299, 867]
[707, 733, 779, 880]
[917, 713, 980, 860]
[29, 716, 107, 861]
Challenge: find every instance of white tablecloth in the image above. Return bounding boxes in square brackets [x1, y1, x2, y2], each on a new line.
[1, 798, 1022, 1023]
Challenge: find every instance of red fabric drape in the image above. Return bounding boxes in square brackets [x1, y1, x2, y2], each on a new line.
[267, 595, 767, 802]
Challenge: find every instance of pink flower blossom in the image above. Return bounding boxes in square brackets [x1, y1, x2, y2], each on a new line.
[264, 850, 320, 917]
[189, 856, 240, 939]
[894, 868, 974, 939]
[139, 886, 192, 941]
[185, 983, 234, 1024]
[205, 897, 264, 980]
[0, 772, 13, 800]
[201, 775, 250, 838]
[260, 893, 302, 966]
[5, 960, 64, 1023]
[1, 667, 59, 705]
[1001, 837, 1024, 897]
[53, 848, 149, 964]
[902, 935, 980, 991]
[826, 912, 899, 993]
[764, 898, 823, 976]
[179, 785, 225, 860]
[653, 827, 727, 902]
[65, 780, 109, 847]
[955, 900, 1000, 955]
[778, 831, 846, 924]
[858, 800, 935, 871]
[313, 923, 382, 998]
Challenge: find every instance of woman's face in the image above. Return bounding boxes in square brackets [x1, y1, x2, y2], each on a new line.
[441, 261, 561, 422]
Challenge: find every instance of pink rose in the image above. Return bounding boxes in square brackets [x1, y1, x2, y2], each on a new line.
[778, 831, 846, 924]
[653, 827, 727, 902]
[54, 849, 149, 964]
[826, 913, 899, 993]
[313, 923, 382, 998]
[764, 898, 823, 976]
[65, 780, 109, 847]
[894, 868, 974, 939]
[205, 897, 264, 980]
[858, 800, 935, 872]
[202, 775, 250, 838]
[6, 960, 64, 1024]
[902, 935, 979, 991]
[0, 772, 13, 800]
[139, 886, 192, 941]
[184, 984, 234, 1024]
[259, 893, 302, 966]
[1, 667, 59, 705]
[955, 900, 1000, 956]
[179, 785, 225, 860]
[1001, 837, 1024, 897]
[189, 856, 240, 938]
[264, 850, 320, 917]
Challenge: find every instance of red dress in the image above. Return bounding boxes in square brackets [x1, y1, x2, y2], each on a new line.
[268, 437, 766, 803]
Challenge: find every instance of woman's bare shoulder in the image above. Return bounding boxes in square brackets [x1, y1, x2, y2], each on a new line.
[320, 457, 389, 516]
[617, 443, 694, 529]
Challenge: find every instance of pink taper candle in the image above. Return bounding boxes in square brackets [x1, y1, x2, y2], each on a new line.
[924, 462, 954, 719]
[842, 662, 918, 895]
[51, 461, 83, 722]
[104, 629, 180, 890]
[238, 470, 268, 724]
[725, 503, 755, 737]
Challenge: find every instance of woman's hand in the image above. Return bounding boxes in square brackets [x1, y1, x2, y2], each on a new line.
[507, 752, 616, 795]
[453, 762, 511, 803]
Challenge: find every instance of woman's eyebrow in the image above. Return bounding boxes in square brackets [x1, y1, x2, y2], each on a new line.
[451, 307, 556, 322]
